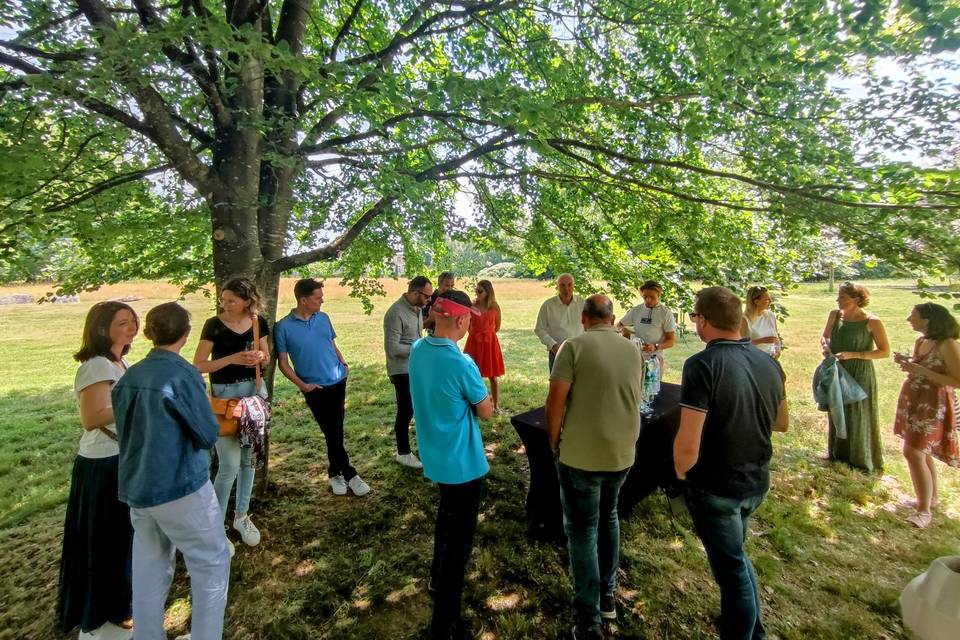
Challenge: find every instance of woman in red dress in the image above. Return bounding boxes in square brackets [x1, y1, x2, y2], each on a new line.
[893, 303, 960, 528]
[464, 279, 505, 413]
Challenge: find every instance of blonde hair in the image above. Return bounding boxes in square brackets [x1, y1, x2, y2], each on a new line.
[744, 286, 768, 320]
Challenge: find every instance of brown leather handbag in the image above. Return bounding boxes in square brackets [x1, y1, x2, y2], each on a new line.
[208, 314, 261, 437]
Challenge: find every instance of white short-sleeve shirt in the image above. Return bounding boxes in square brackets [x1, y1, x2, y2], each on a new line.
[74, 356, 126, 458]
[620, 303, 676, 349]
[745, 310, 779, 355]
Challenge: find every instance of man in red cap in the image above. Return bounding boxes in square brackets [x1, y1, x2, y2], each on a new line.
[409, 289, 492, 640]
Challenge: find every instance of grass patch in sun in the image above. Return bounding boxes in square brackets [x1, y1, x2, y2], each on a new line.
[0, 278, 958, 639]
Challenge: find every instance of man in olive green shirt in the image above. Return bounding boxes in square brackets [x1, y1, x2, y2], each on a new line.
[545, 294, 643, 639]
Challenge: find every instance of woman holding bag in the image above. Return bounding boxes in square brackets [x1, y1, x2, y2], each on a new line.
[194, 277, 269, 548]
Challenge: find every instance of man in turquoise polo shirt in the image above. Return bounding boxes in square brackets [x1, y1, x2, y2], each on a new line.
[275, 278, 370, 497]
[409, 289, 492, 640]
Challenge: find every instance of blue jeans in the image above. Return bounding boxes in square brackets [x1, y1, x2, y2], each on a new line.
[211, 380, 264, 520]
[685, 487, 767, 640]
[557, 463, 630, 634]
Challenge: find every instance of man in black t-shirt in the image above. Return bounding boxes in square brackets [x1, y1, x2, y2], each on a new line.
[674, 287, 786, 640]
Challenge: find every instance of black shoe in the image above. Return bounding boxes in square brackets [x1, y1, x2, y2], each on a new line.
[571, 624, 603, 640]
[600, 593, 616, 621]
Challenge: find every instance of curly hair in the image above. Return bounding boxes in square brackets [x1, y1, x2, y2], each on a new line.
[839, 281, 870, 308]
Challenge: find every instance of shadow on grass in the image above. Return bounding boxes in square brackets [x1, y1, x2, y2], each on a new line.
[2, 366, 960, 639]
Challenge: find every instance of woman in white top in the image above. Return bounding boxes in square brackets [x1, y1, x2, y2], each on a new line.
[740, 286, 781, 357]
[57, 301, 139, 640]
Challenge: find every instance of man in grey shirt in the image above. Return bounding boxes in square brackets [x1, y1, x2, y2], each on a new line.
[384, 275, 433, 468]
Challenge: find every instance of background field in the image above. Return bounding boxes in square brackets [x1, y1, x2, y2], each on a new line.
[1, 278, 957, 639]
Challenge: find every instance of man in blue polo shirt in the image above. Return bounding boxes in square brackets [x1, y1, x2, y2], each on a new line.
[674, 287, 787, 640]
[275, 278, 370, 497]
[409, 289, 492, 640]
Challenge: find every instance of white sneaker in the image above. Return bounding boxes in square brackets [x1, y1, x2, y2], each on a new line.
[174, 635, 191, 640]
[233, 514, 261, 546]
[329, 474, 348, 496]
[227, 539, 235, 557]
[79, 623, 132, 640]
[395, 452, 423, 469]
[347, 474, 370, 497]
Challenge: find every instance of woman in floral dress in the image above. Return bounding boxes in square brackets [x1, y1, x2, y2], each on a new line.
[893, 303, 960, 528]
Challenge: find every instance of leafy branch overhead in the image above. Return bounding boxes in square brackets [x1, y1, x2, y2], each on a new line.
[0, 0, 958, 310]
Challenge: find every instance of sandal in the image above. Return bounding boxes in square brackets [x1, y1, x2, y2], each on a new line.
[907, 511, 932, 529]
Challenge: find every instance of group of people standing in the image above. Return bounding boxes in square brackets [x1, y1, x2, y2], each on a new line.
[54, 274, 958, 640]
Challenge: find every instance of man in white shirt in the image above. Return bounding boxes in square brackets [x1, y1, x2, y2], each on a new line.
[534, 273, 585, 372]
[617, 280, 676, 367]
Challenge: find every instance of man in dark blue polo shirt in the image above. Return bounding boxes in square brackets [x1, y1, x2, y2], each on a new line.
[275, 279, 370, 497]
[674, 287, 786, 640]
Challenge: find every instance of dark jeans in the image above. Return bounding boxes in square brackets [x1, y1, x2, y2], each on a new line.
[303, 380, 357, 480]
[430, 478, 484, 639]
[557, 463, 630, 635]
[685, 486, 767, 640]
[389, 373, 413, 455]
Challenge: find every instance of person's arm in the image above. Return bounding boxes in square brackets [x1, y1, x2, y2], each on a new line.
[836, 317, 890, 361]
[898, 339, 960, 387]
[333, 340, 348, 368]
[277, 351, 318, 392]
[821, 310, 837, 355]
[774, 397, 789, 431]
[494, 305, 501, 332]
[172, 374, 220, 449]
[545, 378, 571, 452]
[474, 395, 494, 420]
[534, 302, 557, 351]
[383, 309, 411, 359]
[673, 407, 707, 479]
[78, 381, 116, 430]
[193, 339, 254, 373]
[658, 330, 676, 350]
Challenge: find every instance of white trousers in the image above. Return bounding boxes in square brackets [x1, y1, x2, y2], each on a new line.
[129, 481, 231, 640]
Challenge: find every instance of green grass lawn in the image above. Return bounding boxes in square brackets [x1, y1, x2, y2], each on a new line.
[1, 278, 957, 639]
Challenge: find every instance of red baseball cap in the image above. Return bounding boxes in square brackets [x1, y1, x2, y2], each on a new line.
[432, 296, 481, 318]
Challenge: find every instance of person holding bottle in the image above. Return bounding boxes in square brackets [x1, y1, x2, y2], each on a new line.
[617, 280, 676, 376]
[193, 277, 269, 549]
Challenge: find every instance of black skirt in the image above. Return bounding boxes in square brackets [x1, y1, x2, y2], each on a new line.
[56, 454, 133, 633]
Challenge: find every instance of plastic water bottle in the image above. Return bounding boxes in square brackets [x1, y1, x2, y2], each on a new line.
[644, 354, 660, 400]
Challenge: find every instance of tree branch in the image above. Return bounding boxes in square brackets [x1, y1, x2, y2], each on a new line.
[0, 40, 88, 62]
[76, 0, 218, 195]
[328, 0, 365, 62]
[42, 164, 172, 213]
[131, 0, 231, 130]
[546, 138, 960, 211]
[275, 131, 521, 271]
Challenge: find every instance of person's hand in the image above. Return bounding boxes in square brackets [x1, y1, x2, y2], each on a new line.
[232, 351, 260, 366]
[820, 338, 831, 358]
[550, 344, 560, 354]
[896, 359, 923, 376]
[642, 342, 657, 353]
[835, 351, 860, 361]
[299, 382, 320, 393]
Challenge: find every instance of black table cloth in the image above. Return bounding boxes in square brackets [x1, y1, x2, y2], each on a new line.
[510, 382, 682, 542]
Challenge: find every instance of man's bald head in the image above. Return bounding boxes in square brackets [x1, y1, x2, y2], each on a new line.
[582, 294, 614, 327]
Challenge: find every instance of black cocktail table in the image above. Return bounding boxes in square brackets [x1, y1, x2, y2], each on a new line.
[510, 382, 682, 542]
